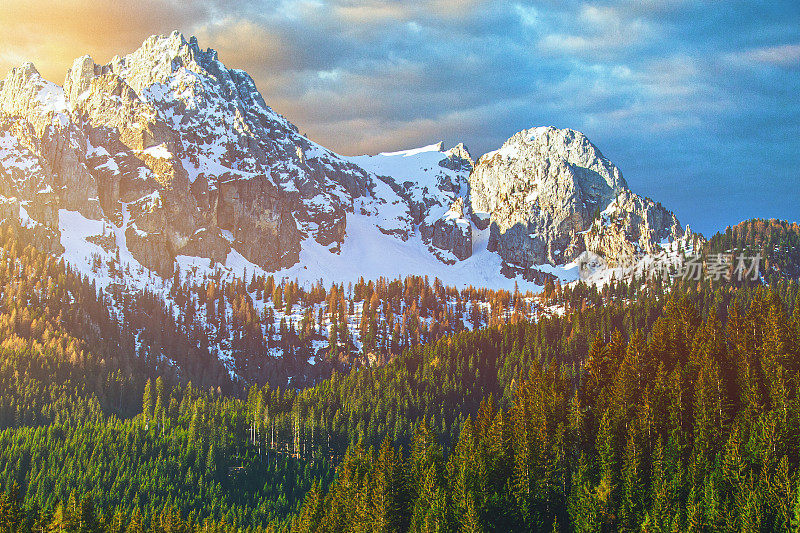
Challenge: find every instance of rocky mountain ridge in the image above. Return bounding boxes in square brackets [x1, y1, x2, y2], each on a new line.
[470, 126, 683, 268]
[0, 31, 685, 289]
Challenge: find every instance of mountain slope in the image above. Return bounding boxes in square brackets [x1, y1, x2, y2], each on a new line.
[706, 218, 800, 279]
[470, 126, 683, 268]
[0, 32, 685, 293]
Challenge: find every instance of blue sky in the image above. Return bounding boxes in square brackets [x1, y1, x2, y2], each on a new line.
[1, 0, 798, 234]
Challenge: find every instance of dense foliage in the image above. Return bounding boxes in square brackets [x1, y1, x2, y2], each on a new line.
[295, 285, 800, 532]
[0, 218, 799, 531]
[706, 218, 800, 279]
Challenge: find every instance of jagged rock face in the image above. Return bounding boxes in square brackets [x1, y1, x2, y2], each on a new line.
[418, 148, 473, 261]
[0, 32, 685, 283]
[419, 148, 473, 262]
[0, 63, 101, 219]
[0, 31, 377, 275]
[217, 178, 301, 267]
[0, 63, 63, 134]
[98, 32, 370, 256]
[583, 189, 682, 262]
[352, 142, 475, 262]
[0, 127, 63, 253]
[439, 143, 473, 172]
[423, 197, 472, 261]
[470, 126, 681, 265]
[61, 39, 298, 274]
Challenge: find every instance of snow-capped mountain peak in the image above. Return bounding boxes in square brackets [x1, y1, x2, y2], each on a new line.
[0, 32, 683, 295]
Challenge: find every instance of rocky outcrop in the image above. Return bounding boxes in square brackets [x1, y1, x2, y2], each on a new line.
[423, 197, 472, 261]
[0, 63, 101, 219]
[42, 124, 103, 218]
[179, 228, 231, 265]
[217, 178, 301, 268]
[65, 55, 177, 157]
[0, 63, 64, 134]
[125, 226, 173, 276]
[0, 32, 377, 275]
[439, 143, 473, 172]
[0, 33, 686, 283]
[470, 126, 682, 266]
[583, 189, 682, 263]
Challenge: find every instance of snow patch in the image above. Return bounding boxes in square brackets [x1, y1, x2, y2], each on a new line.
[141, 143, 171, 159]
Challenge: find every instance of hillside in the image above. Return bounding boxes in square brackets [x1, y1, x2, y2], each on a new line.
[706, 218, 800, 279]
[0, 32, 686, 294]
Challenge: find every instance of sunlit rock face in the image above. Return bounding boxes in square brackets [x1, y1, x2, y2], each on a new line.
[0, 32, 378, 274]
[470, 126, 682, 267]
[0, 62, 102, 221]
[0, 32, 683, 280]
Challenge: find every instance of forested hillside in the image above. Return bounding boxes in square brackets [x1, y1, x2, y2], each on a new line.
[0, 217, 798, 531]
[294, 284, 800, 532]
[706, 218, 800, 280]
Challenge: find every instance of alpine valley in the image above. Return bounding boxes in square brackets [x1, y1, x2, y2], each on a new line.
[0, 31, 799, 533]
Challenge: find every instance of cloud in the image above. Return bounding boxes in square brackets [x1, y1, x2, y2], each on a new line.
[333, 1, 410, 24]
[535, 4, 658, 59]
[0, 0, 211, 81]
[194, 18, 295, 71]
[729, 44, 800, 69]
[329, 0, 489, 24]
[0, 0, 797, 234]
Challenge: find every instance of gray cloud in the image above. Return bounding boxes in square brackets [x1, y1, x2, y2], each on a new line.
[0, 0, 797, 234]
[728, 44, 800, 69]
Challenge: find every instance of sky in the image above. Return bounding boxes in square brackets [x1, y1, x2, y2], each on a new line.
[0, 0, 798, 235]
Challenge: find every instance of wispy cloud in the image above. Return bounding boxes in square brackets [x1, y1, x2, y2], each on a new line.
[728, 43, 800, 69]
[0, 0, 797, 233]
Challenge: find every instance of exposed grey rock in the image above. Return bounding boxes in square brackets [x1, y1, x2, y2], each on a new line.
[0, 33, 686, 283]
[179, 228, 231, 265]
[583, 189, 682, 262]
[439, 143, 473, 172]
[217, 178, 301, 268]
[471, 212, 491, 231]
[0, 31, 370, 274]
[426, 197, 472, 261]
[125, 226, 174, 276]
[0, 63, 101, 219]
[470, 126, 682, 266]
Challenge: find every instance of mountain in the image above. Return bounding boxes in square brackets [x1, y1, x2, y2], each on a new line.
[2, 32, 798, 533]
[470, 126, 683, 268]
[0, 31, 684, 291]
